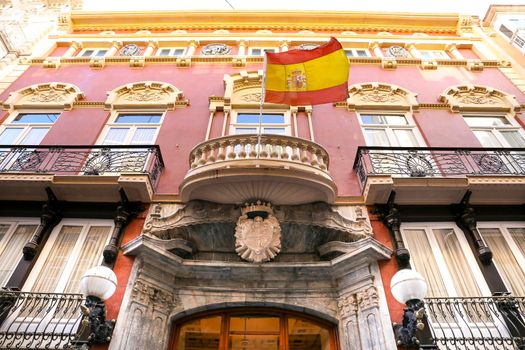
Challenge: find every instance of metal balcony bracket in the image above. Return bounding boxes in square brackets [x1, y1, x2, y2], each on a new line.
[457, 190, 493, 264]
[393, 299, 426, 348]
[380, 191, 411, 269]
[81, 296, 115, 344]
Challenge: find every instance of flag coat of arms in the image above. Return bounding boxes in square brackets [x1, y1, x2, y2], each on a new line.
[264, 37, 350, 106]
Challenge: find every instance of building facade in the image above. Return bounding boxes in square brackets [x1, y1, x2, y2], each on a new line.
[0, 8, 524, 350]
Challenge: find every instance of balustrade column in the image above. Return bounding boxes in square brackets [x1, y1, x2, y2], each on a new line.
[306, 106, 315, 142]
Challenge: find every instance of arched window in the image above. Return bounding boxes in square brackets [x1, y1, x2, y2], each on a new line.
[170, 308, 338, 350]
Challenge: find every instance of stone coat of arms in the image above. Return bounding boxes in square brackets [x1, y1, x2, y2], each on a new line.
[235, 203, 281, 263]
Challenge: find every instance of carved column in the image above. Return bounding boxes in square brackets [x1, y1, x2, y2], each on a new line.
[305, 106, 315, 142]
[143, 40, 158, 56]
[369, 42, 383, 57]
[406, 43, 422, 59]
[280, 40, 289, 52]
[107, 41, 122, 57]
[23, 188, 62, 260]
[457, 191, 492, 263]
[237, 40, 247, 56]
[186, 40, 198, 57]
[445, 44, 464, 59]
[63, 41, 82, 57]
[338, 293, 360, 350]
[382, 192, 410, 269]
[103, 189, 135, 267]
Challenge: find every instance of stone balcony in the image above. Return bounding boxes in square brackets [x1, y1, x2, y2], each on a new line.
[179, 134, 337, 205]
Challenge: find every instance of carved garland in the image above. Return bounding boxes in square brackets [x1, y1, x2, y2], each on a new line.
[3, 83, 85, 111]
[346, 83, 419, 111]
[439, 85, 520, 113]
[105, 81, 188, 110]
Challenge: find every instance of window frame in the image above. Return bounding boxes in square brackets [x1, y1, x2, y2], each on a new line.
[0, 217, 40, 287]
[462, 112, 525, 147]
[400, 222, 493, 298]
[357, 111, 426, 147]
[21, 218, 113, 294]
[0, 110, 60, 145]
[344, 48, 371, 57]
[247, 47, 278, 56]
[97, 110, 165, 146]
[156, 47, 187, 57]
[228, 110, 292, 136]
[78, 48, 108, 58]
[477, 221, 525, 294]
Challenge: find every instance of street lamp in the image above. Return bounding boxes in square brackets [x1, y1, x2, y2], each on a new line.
[80, 265, 117, 343]
[390, 269, 428, 348]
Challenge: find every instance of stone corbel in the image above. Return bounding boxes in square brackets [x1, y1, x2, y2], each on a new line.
[456, 191, 492, 263]
[176, 57, 191, 67]
[381, 57, 397, 70]
[129, 56, 145, 68]
[420, 60, 438, 70]
[43, 57, 61, 68]
[23, 188, 62, 260]
[89, 57, 105, 69]
[232, 56, 246, 67]
[467, 59, 484, 71]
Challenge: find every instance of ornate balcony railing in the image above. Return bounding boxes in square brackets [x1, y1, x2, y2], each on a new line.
[187, 134, 330, 173]
[0, 145, 164, 187]
[354, 146, 525, 188]
[423, 296, 525, 350]
[0, 290, 88, 349]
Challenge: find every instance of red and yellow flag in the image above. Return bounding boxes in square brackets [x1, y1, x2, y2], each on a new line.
[264, 37, 349, 106]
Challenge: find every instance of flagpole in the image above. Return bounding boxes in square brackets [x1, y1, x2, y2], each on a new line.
[257, 54, 267, 159]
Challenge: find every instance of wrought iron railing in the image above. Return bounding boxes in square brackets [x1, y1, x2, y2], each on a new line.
[423, 296, 525, 350]
[0, 145, 164, 187]
[0, 290, 88, 349]
[354, 147, 525, 188]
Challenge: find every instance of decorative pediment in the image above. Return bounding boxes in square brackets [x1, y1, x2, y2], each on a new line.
[346, 83, 419, 111]
[3, 83, 85, 111]
[105, 81, 188, 110]
[439, 85, 520, 113]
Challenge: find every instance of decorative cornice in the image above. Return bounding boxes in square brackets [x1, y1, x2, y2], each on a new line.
[69, 10, 465, 34]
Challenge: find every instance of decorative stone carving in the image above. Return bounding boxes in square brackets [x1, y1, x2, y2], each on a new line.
[338, 293, 359, 318]
[387, 45, 409, 58]
[239, 93, 262, 102]
[202, 43, 231, 55]
[2, 83, 85, 111]
[298, 43, 320, 50]
[346, 83, 419, 111]
[235, 202, 281, 263]
[105, 81, 187, 110]
[131, 279, 178, 313]
[120, 44, 141, 56]
[439, 85, 520, 113]
[356, 286, 379, 310]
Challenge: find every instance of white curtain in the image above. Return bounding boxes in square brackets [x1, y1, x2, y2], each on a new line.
[403, 229, 448, 297]
[433, 228, 482, 297]
[31, 225, 82, 293]
[64, 226, 111, 293]
[0, 224, 37, 287]
[131, 128, 156, 145]
[509, 227, 525, 258]
[479, 227, 525, 295]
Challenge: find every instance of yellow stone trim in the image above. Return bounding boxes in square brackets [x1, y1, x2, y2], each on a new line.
[69, 10, 465, 34]
[439, 85, 521, 113]
[3, 82, 85, 111]
[346, 82, 419, 112]
[105, 81, 188, 110]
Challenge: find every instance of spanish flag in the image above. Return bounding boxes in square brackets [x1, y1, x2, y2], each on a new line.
[264, 37, 349, 106]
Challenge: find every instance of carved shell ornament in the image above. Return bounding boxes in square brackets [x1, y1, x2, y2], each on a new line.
[235, 201, 281, 263]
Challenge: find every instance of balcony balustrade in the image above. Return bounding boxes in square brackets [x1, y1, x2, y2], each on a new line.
[0, 145, 164, 202]
[354, 146, 525, 204]
[423, 295, 525, 350]
[0, 290, 88, 349]
[180, 134, 337, 204]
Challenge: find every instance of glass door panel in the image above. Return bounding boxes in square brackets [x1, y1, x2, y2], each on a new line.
[288, 317, 331, 350]
[177, 316, 221, 350]
[228, 315, 280, 350]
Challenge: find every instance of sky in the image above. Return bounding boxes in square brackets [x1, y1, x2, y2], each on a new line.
[83, 0, 525, 18]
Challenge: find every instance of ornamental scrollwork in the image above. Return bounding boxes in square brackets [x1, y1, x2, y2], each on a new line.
[457, 92, 498, 105]
[131, 279, 179, 313]
[28, 90, 67, 103]
[202, 43, 231, 55]
[124, 90, 166, 102]
[239, 93, 262, 102]
[388, 45, 409, 58]
[360, 90, 399, 103]
[338, 293, 359, 318]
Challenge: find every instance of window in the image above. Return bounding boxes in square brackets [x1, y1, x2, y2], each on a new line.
[171, 309, 336, 350]
[79, 48, 108, 57]
[478, 223, 525, 295]
[22, 219, 112, 294]
[0, 113, 59, 145]
[419, 50, 449, 59]
[157, 48, 186, 57]
[359, 113, 422, 147]
[230, 112, 289, 135]
[463, 115, 525, 147]
[248, 48, 277, 56]
[0, 219, 39, 287]
[100, 113, 163, 145]
[401, 223, 491, 298]
[344, 49, 370, 57]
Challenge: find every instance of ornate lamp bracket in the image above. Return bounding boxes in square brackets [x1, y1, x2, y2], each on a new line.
[457, 191, 492, 263]
[81, 296, 115, 344]
[393, 299, 426, 348]
[23, 187, 62, 260]
[381, 191, 410, 268]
